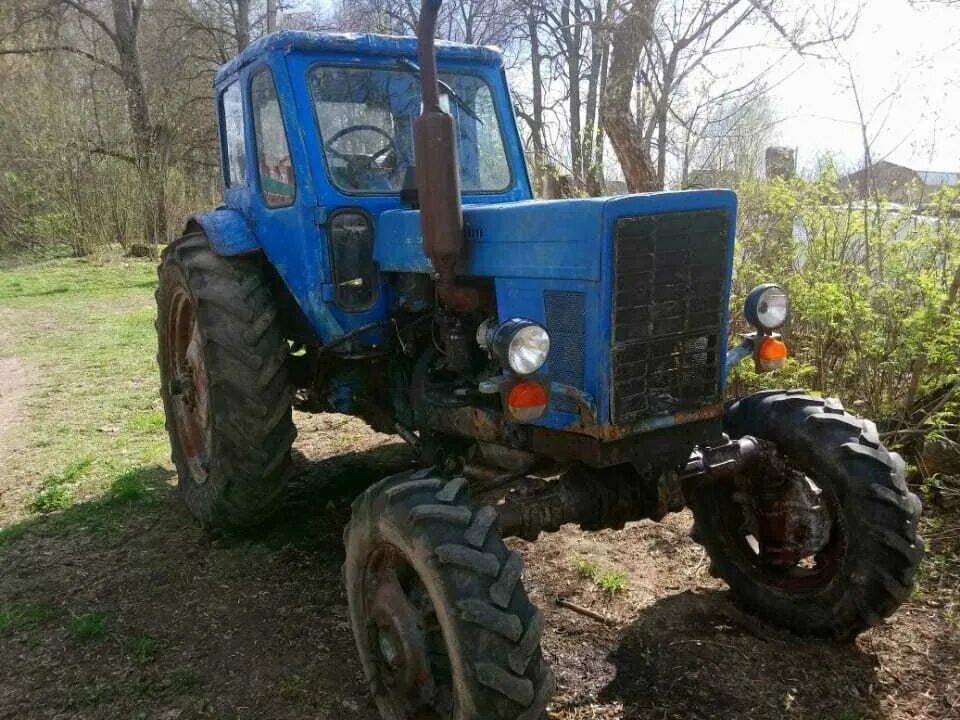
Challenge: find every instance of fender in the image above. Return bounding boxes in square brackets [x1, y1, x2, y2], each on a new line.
[185, 208, 260, 256]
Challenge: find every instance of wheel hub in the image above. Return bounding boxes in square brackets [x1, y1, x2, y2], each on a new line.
[367, 548, 438, 711]
[166, 288, 211, 483]
[717, 443, 845, 593]
[749, 471, 832, 566]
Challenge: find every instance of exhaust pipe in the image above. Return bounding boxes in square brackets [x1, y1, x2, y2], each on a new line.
[414, 0, 479, 311]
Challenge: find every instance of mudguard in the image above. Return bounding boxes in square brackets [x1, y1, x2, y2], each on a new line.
[186, 208, 260, 256]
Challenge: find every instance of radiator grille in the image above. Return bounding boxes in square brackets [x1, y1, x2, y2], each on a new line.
[611, 210, 728, 423]
[544, 291, 585, 413]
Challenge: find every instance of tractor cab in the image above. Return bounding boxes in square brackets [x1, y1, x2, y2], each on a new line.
[208, 31, 530, 343]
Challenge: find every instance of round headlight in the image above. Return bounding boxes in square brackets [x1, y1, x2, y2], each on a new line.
[490, 319, 550, 375]
[744, 283, 789, 330]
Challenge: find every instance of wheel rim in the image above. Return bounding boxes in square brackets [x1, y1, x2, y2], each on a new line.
[166, 287, 211, 484]
[364, 544, 455, 719]
[717, 456, 846, 593]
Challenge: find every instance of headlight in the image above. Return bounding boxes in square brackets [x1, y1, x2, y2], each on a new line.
[480, 318, 551, 375]
[744, 283, 789, 330]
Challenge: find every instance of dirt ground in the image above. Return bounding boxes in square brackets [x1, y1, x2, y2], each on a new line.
[1, 308, 959, 719]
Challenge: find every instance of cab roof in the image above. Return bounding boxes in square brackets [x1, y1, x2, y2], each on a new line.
[214, 30, 504, 86]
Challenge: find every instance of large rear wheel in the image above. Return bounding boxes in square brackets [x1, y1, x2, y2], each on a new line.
[344, 469, 554, 720]
[687, 390, 923, 639]
[156, 232, 296, 528]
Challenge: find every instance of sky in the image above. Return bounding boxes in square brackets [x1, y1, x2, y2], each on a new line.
[767, 0, 960, 174]
[299, 0, 960, 174]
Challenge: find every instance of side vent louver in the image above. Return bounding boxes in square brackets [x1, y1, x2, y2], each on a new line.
[543, 291, 585, 414]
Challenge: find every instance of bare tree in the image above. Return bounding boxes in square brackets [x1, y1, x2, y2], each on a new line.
[601, 0, 859, 192]
[603, 0, 659, 192]
[331, 0, 524, 47]
[0, 0, 176, 242]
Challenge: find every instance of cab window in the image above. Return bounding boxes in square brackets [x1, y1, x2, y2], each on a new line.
[251, 69, 296, 206]
[220, 81, 246, 188]
[309, 65, 511, 194]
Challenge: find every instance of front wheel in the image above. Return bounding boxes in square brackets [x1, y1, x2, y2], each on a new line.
[687, 390, 923, 640]
[343, 469, 554, 720]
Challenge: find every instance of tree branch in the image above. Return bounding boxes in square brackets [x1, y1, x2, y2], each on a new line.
[0, 44, 122, 75]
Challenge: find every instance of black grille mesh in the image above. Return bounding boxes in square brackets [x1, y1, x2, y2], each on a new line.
[611, 210, 728, 423]
[544, 291, 585, 413]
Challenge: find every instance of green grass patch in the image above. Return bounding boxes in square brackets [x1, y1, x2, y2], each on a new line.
[0, 258, 169, 529]
[597, 571, 628, 597]
[48, 457, 94, 485]
[0, 258, 155, 301]
[128, 635, 158, 662]
[576, 559, 598, 579]
[575, 557, 628, 597]
[28, 484, 74, 513]
[0, 606, 50, 632]
[26, 457, 94, 514]
[106, 467, 157, 504]
[72, 612, 108, 640]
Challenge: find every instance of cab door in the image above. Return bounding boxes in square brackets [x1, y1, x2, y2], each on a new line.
[244, 61, 346, 341]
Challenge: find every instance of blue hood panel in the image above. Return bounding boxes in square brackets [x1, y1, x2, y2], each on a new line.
[374, 190, 736, 282]
[374, 190, 738, 436]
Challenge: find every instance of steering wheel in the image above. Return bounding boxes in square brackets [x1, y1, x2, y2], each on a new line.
[324, 124, 398, 167]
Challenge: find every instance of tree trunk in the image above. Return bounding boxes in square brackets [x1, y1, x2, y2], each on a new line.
[111, 0, 166, 243]
[266, 0, 277, 33]
[602, 0, 658, 193]
[582, 0, 603, 195]
[527, 5, 545, 195]
[560, 0, 582, 186]
[236, 0, 251, 51]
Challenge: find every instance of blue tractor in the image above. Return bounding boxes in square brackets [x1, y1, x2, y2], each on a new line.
[156, 2, 922, 717]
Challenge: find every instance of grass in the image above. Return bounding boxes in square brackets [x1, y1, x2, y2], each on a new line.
[26, 457, 95, 514]
[128, 635, 158, 662]
[576, 559, 598, 578]
[597, 571, 628, 597]
[0, 257, 156, 302]
[0, 606, 49, 632]
[575, 557, 628, 597]
[0, 257, 168, 532]
[27, 485, 74, 513]
[72, 612, 108, 640]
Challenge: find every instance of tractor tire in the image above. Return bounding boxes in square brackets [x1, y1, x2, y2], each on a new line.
[156, 231, 295, 528]
[344, 469, 554, 720]
[687, 390, 923, 640]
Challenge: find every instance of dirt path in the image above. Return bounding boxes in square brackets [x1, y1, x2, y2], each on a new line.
[0, 352, 28, 457]
[1, 426, 956, 720]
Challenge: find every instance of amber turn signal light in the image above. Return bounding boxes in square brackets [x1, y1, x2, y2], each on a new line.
[506, 381, 549, 421]
[756, 336, 788, 372]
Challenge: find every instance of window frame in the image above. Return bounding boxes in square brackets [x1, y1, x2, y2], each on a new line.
[249, 66, 298, 209]
[326, 206, 380, 312]
[219, 80, 247, 189]
[306, 61, 515, 198]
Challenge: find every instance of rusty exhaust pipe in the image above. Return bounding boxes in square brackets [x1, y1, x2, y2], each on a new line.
[414, 0, 479, 311]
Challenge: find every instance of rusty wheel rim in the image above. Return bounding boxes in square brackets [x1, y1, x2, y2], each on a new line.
[364, 545, 454, 719]
[166, 287, 211, 484]
[718, 462, 845, 594]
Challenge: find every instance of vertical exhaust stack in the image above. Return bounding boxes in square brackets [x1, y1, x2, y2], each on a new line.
[414, 0, 479, 311]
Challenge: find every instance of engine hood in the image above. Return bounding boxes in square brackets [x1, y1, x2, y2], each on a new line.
[373, 190, 737, 282]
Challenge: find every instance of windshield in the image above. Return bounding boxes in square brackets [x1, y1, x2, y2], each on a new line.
[309, 65, 511, 194]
